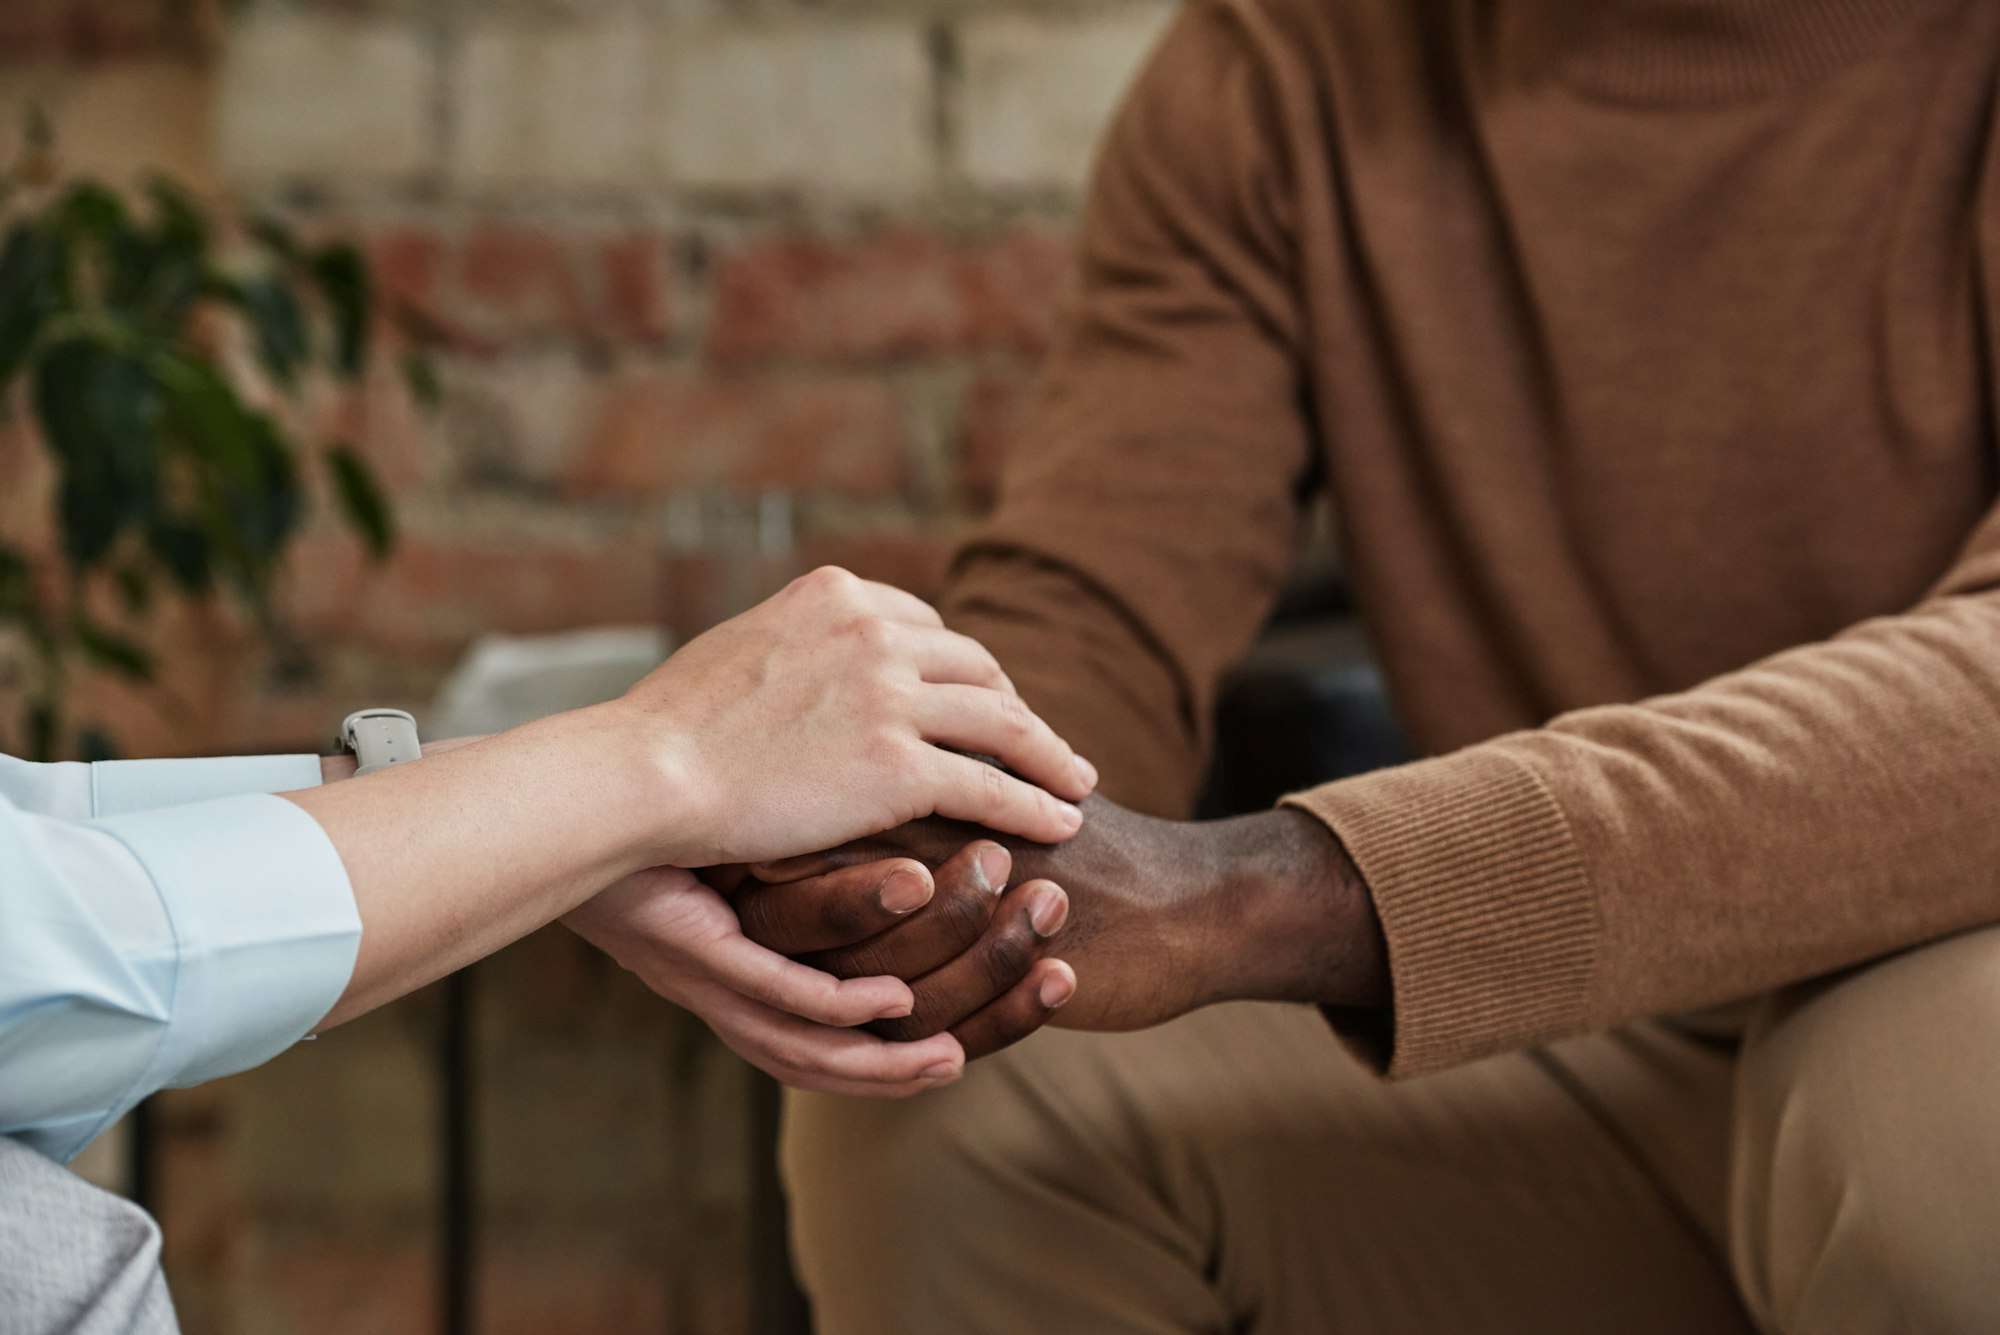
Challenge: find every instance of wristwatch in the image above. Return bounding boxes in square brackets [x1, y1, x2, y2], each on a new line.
[337, 708, 423, 777]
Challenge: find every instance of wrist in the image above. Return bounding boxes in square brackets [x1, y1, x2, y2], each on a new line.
[588, 696, 712, 868]
[1209, 807, 1388, 1009]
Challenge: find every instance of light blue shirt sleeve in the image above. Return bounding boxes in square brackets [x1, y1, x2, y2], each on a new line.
[0, 754, 360, 1163]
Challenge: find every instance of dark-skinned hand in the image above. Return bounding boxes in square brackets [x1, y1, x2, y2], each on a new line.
[722, 795, 1388, 1050]
[706, 842, 1079, 1061]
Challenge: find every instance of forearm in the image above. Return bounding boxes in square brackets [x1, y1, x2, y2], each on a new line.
[1202, 807, 1388, 1011]
[996, 800, 1388, 1017]
[290, 705, 677, 1028]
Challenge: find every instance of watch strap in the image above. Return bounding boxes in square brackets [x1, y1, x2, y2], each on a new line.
[339, 709, 422, 777]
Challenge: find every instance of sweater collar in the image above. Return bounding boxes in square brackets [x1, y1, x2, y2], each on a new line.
[1504, 0, 1959, 103]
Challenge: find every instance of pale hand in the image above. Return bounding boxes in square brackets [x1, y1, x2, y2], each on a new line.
[628, 566, 1098, 869]
[565, 867, 969, 1097]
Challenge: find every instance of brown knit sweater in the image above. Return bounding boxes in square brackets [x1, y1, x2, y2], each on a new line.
[940, 0, 2000, 1077]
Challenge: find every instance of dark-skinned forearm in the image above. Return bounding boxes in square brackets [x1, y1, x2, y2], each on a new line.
[1196, 808, 1388, 1011]
[994, 799, 1389, 1014]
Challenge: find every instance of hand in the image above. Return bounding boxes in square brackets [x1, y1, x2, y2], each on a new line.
[619, 566, 1098, 868]
[565, 866, 971, 1098]
[727, 841, 1079, 1059]
[742, 797, 1388, 1038]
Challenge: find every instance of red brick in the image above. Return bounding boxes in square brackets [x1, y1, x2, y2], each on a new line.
[309, 350, 446, 491]
[708, 227, 1074, 364]
[291, 523, 663, 658]
[0, 0, 179, 66]
[457, 225, 587, 339]
[368, 228, 450, 324]
[958, 365, 1040, 506]
[365, 225, 673, 350]
[571, 371, 906, 498]
[799, 528, 961, 604]
[595, 233, 672, 343]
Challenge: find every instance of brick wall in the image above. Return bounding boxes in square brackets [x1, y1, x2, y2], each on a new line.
[4, 0, 1176, 759]
[1, 2, 1173, 1331]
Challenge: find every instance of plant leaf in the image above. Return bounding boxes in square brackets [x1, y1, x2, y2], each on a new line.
[34, 335, 163, 570]
[153, 348, 251, 469]
[0, 542, 52, 646]
[144, 177, 209, 255]
[74, 614, 155, 682]
[234, 275, 309, 391]
[325, 444, 394, 560]
[204, 412, 302, 591]
[55, 182, 128, 246]
[401, 351, 441, 410]
[249, 215, 304, 266]
[0, 222, 65, 382]
[311, 243, 371, 378]
[23, 701, 57, 763]
[113, 564, 153, 616]
[146, 519, 212, 594]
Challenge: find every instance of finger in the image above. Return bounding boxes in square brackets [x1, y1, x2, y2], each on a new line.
[927, 749, 1086, 844]
[951, 957, 1076, 1060]
[873, 879, 1069, 1042]
[918, 685, 1093, 804]
[854, 578, 944, 628]
[900, 626, 1016, 694]
[702, 984, 966, 1084]
[702, 932, 916, 1027]
[734, 859, 935, 955]
[808, 842, 1010, 982]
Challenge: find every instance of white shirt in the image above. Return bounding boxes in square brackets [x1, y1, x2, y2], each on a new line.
[0, 754, 359, 1163]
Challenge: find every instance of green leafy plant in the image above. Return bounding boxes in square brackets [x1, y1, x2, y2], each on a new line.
[0, 116, 431, 760]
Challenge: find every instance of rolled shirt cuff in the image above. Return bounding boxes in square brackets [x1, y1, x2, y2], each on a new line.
[1281, 745, 1598, 1079]
[91, 793, 361, 1095]
[91, 755, 325, 817]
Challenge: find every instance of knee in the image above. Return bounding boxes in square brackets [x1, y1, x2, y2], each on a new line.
[779, 1075, 998, 1266]
[1730, 927, 2000, 1335]
[779, 1044, 1087, 1323]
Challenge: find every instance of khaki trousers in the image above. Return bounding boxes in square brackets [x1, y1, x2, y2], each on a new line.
[782, 925, 2000, 1334]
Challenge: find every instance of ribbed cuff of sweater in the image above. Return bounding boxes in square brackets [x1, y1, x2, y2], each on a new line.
[1281, 746, 1597, 1079]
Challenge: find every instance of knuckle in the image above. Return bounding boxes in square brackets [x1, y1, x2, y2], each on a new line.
[979, 925, 1037, 991]
[767, 1033, 819, 1073]
[821, 940, 894, 982]
[803, 564, 855, 595]
[1000, 691, 1032, 731]
[818, 892, 871, 941]
[977, 760, 1008, 798]
[864, 728, 911, 774]
[935, 880, 995, 950]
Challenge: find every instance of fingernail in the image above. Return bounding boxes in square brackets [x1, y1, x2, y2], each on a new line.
[1038, 973, 1074, 1009]
[974, 844, 1010, 894]
[877, 999, 914, 1020]
[1072, 755, 1098, 789]
[1058, 802, 1083, 830]
[1029, 888, 1068, 938]
[879, 869, 931, 915]
[919, 1061, 961, 1081]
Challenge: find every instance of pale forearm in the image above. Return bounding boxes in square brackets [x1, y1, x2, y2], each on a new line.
[291, 704, 677, 1028]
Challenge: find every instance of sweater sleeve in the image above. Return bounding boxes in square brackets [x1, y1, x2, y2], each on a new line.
[1287, 500, 2000, 1077]
[941, 1, 1316, 818]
